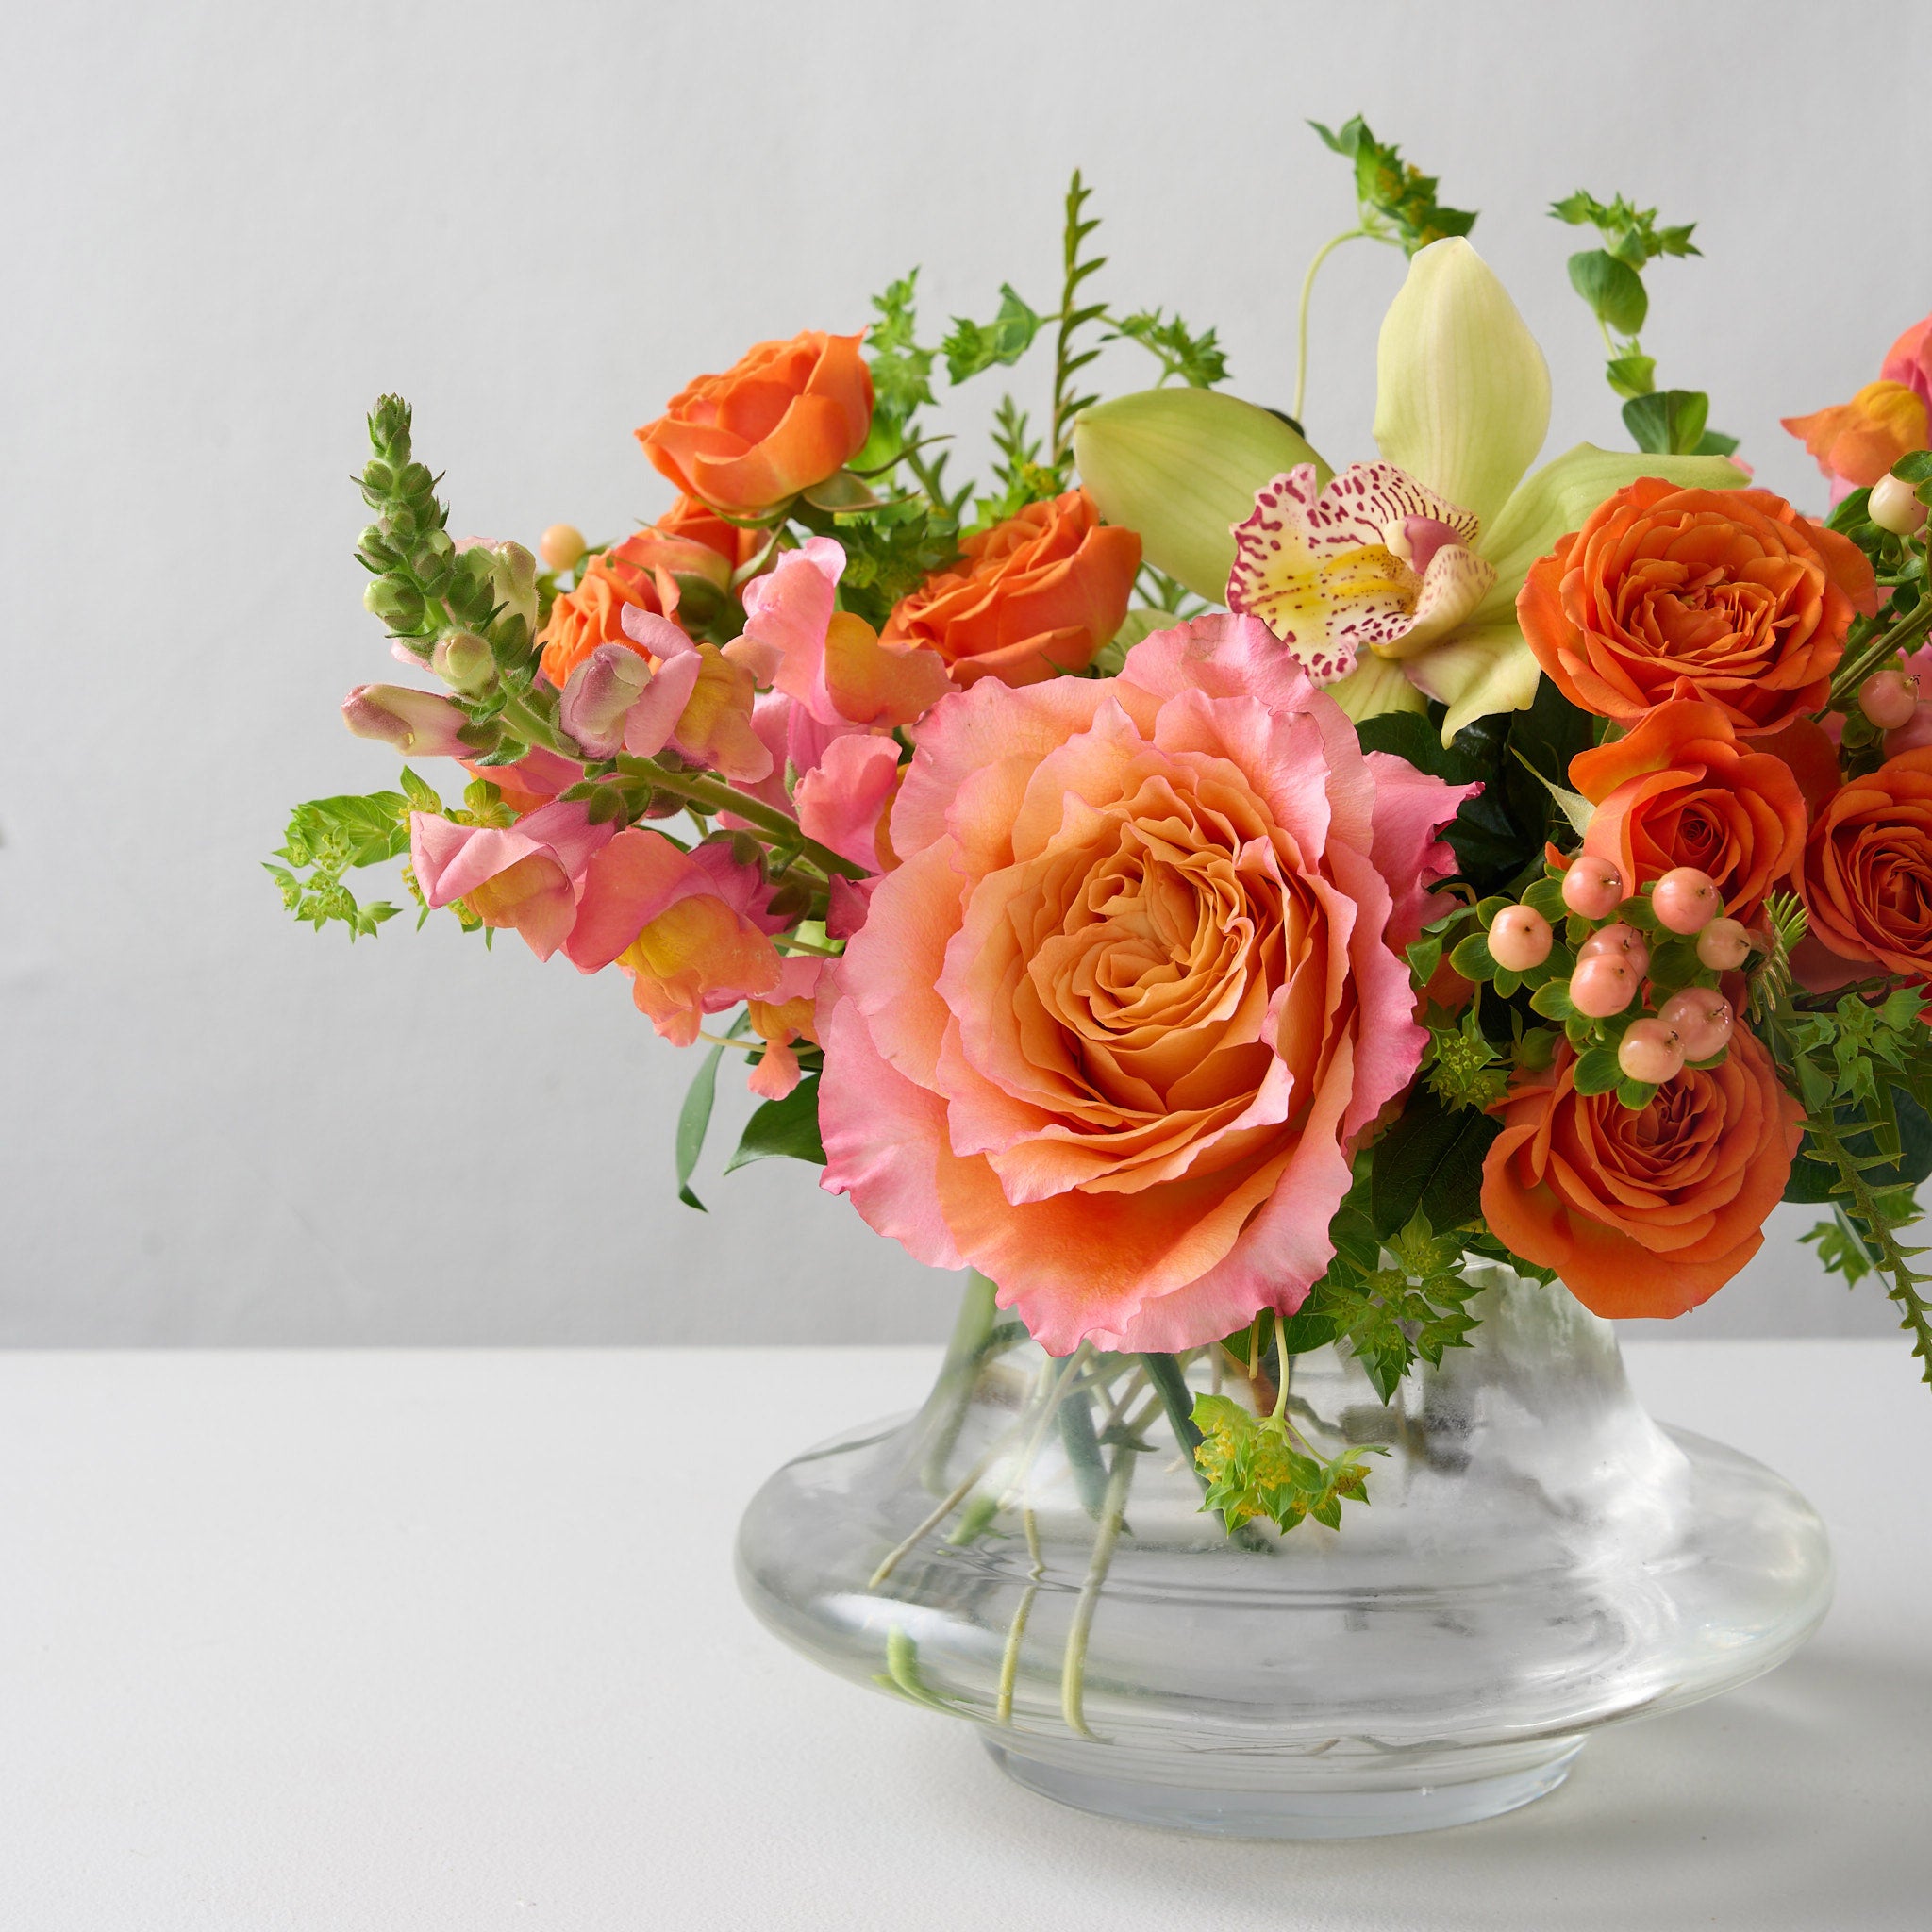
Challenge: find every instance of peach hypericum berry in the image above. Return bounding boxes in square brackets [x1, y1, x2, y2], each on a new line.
[1570, 954, 1638, 1018]
[1578, 921, 1651, 977]
[1652, 866, 1722, 935]
[1561, 858, 1626, 920]
[1490, 906, 1554, 971]
[1658, 989, 1735, 1061]
[1695, 917, 1754, 971]
[1870, 473, 1928, 537]
[1618, 1017, 1686, 1084]
[1858, 670, 1920, 731]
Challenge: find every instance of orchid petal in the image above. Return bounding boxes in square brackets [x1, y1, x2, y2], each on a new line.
[1374, 239, 1550, 536]
[1471, 443, 1749, 622]
[1404, 622, 1544, 741]
[1324, 652, 1428, 723]
[1380, 542, 1496, 654]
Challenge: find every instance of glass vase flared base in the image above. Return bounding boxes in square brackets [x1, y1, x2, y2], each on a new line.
[738, 1264, 1832, 1840]
[980, 1732, 1584, 1839]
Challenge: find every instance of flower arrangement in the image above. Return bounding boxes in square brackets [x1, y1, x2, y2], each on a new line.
[275, 127, 1932, 1539]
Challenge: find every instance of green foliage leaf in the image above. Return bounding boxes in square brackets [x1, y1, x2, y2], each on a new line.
[1605, 353, 1657, 400]
[1310, 115, 1477, 254]
[1106, 309, 1229, 388]
[1190, 1392, 1381, 1534]
[941, 284, 1045, 384]
[1354, 709, 1485, 785]
[724, 1074, 826, 1173]
[1623, 389, 1710, 456]
[861, 272, 938, 448]
[1568, 249, 1649, 336]
[675, 1044, 725, 1211]
[1369, 1092, 1501, 1240]
[1550, 190, 1699, 267]
[824, 497, 962, 628]
[1438, 675, 1593, 892]
[267, 787, 419, 940]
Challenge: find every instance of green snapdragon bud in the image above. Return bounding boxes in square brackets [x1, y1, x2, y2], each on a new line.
[431, 630, 498, 698]
[363, 574, 425, 631]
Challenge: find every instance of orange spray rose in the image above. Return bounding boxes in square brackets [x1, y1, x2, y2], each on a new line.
[1797, 748, 1932, 982]
[1517, 480, 1875, 736]
[881, 489, 1141, 688]
[1566, 696, 1812, 919]
[1480, 1030, 1803, 1318]
[636, 332, 874, 515]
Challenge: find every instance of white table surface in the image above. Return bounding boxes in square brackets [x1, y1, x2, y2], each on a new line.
[1, 1340, 1927, 1931]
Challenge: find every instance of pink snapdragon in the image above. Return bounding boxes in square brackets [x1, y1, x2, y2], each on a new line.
[409, 797, 617, 959]
[342, 685, 472, 758]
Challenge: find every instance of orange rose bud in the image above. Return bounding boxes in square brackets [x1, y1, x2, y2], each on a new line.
[655, 491, 770, 573]
[636, 331, 874, 516]
[536, 530, 730, 688]
[1479, 1031, 1802, 1318]
[881, 489, 1141, 689]
[1798, 748, 1932, 981]
[1517, 480, 1876, 737]
[1566, 696, 1809, 920]
[1782, 379, 1929, 493]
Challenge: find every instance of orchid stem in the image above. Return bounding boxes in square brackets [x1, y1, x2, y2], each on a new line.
[1293, 227, 1372, 426]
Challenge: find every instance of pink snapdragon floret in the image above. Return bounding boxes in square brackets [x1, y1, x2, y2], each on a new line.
[409, 797, 617, 959]
[727, 540, 950, 730]
[795, 733, 902, 872]
[342, 685, 473, 758]
[559, 641, 704, 760]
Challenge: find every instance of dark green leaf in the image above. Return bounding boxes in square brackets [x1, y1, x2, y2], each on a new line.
[724, 1074, 826, 1173]
[1355, 709, 1485, 784]
[1369, 1093, 1500, 1239]
[675, 1044, 724, 1210]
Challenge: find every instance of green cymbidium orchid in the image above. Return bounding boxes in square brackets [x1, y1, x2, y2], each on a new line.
[1078, 238, 1746, 742]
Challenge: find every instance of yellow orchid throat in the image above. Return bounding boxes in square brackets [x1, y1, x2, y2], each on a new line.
[1226, 462, 1497, 686]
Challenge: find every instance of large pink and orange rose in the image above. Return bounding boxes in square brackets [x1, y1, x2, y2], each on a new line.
[816, 614, 1471, 1354]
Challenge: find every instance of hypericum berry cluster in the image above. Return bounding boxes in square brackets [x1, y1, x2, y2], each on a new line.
[1444, 858, 1753, 1106]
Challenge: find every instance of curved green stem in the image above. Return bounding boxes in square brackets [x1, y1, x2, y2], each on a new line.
[1061, 1446, 1135, 1740]
[614, 755, 870, 880]
[1828, 594, 1932, 708]
[1293, 227, 1373, 425]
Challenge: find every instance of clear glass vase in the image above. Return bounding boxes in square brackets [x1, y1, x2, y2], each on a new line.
[736, 1260, 1832, 1839]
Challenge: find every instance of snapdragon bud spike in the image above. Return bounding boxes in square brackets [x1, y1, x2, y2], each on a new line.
[1870, 473, 1929, 537]
[1489, 905, 1553, 971]
[1577, 921, 1650, 978]
[1652, 866, 1721, 935]
[1570, 954, 1637, 1017]
[1618, 1018, 1685, 1085]
[1658, 989, 1734, 1060]
[1561, 858, 1625, 920]
[1859, 670, 1920, 730]
[1695, 917, 1754, 971]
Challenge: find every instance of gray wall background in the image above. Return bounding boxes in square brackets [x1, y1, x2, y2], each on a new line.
[5, 0, 1926, 1345]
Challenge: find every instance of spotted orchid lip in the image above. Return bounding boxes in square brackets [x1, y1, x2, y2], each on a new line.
[1225, 461, 1495, 682]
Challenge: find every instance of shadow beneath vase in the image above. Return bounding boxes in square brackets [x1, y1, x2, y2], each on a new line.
[912, 1638, 1929, 1931]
